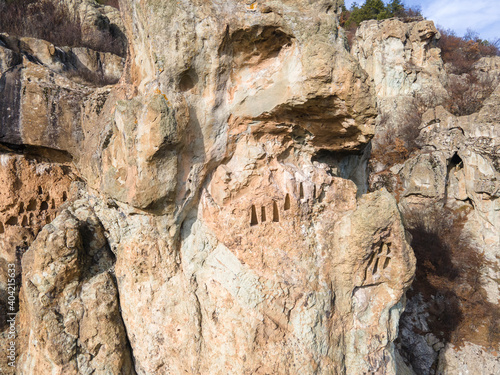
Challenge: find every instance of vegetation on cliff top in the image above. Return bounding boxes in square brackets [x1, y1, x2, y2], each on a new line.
[340, 0, 421, 28]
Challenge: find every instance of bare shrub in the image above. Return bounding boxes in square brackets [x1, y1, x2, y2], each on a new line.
[438, 28, 499, 75]
[371, 96, 423, 166]
[402, 205, 500, 347]
[437, 28, 498, 116]
[445, 73, 497, 116]
[83, 28, 124, 57]
[395, 5, 422, 19]
[1, 0, 81, 46]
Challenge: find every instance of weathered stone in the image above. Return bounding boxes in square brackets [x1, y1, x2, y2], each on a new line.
[436, 342, 500, 375]
[0, 33, 124, 85]
[101, 94, 180, 209]
[352, 18, 448, 149]
[0, 153, 74, 353]
[0, 59, 91, 152]
[352, 18, 446, 98]
[18, 202, 135, 374]
[354, 17, 500, 375]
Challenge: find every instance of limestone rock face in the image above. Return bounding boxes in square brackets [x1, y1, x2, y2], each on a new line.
[1, 1, 419, 374]
[0, 153, 73, 328]
[352, 18, 446, 98]
[351, 18, 448, 147]
[475, 56, 500, 88]
[100, 94, 180, 209]
[436, 342, 500, 375]
[0, 33, 124, 158]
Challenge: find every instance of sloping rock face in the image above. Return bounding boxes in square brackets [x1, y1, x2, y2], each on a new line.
[0, 1, 419, 374]
[19, 201, 135, 374]
[396, 97, 500, 375]
[352, 17, 500, 375]
[352, 18, 446, 99]
[0, 151, 76, 374]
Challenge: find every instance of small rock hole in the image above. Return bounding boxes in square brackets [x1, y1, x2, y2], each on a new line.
[284, 194, 291, 210]
[19, 202, 25, 214]
[51, 199, 55, 209]
[299, 182, 304, 199]
[62, 192, 67, 202]
[449, 152, 463, 170]
[383, 257, 391, 269]
[372, 257, 379, 274]
[261, 206, 266, 222]
[6, 216, 17, 226]
[250, 205, 258, 226]
[179, 68, 198, 92]
[21, 216, 28, 227]
[0, 222, 4, 234]
[40, 201, 49, 211]
[27, 199, 37, 211]
[273, 201, 279, 222]
[38, 186, 43, 195]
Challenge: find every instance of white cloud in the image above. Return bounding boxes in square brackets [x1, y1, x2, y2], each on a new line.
[422, 0, 500, 40]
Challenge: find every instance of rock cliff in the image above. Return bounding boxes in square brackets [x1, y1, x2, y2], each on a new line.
[0, 1, 498, 375]
[352, 16, 500, 375]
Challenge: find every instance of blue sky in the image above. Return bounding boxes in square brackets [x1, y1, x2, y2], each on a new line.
[344, 0, 500, 41]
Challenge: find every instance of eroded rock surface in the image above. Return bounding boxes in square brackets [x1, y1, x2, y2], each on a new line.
[352, 18, 448, 148]
[0, 152, 75, 374]
[353, 16, 500, 375]
[18, 201, 135, 374]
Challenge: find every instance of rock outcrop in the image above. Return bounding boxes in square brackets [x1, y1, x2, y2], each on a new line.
[0, 0, 418, 374]
[352, 17, 500, 375]
[0, 151, 76, 374]
[19, 201, 135, 374]
[351, 18, 448, 148]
